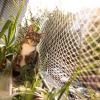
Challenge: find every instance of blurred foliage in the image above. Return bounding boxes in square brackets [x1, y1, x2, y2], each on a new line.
[29, 10, 40, 32]
[0, 0, 26, 60]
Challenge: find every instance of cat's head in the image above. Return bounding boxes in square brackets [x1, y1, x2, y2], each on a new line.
[22, 25, 45, 46]
[21, 32, 45, 47]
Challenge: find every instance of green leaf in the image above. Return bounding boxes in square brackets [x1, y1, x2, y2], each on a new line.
[0, 20, 11, 38]
[1, 34, 8, 45]
[7, 0, 25, 47]
[8, 21, 13, 42]
[7, 34, 15, 48]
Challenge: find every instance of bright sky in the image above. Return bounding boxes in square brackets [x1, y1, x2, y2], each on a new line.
[22, 0, 100, 26]
[27, 0, 100, 13]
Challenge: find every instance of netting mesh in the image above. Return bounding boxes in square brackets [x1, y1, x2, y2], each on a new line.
[39, 8, 100, 91]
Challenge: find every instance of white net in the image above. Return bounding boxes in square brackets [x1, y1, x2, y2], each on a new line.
[39, 8, 100, 93]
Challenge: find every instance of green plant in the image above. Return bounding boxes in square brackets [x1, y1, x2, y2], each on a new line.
[0, 0, 25, 65]
[0, 0, 26, 99]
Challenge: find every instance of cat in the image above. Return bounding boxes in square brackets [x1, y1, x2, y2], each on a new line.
[12, 25, 45, 83]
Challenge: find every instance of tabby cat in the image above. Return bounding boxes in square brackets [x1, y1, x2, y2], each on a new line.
[13, 25, 45, 83]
